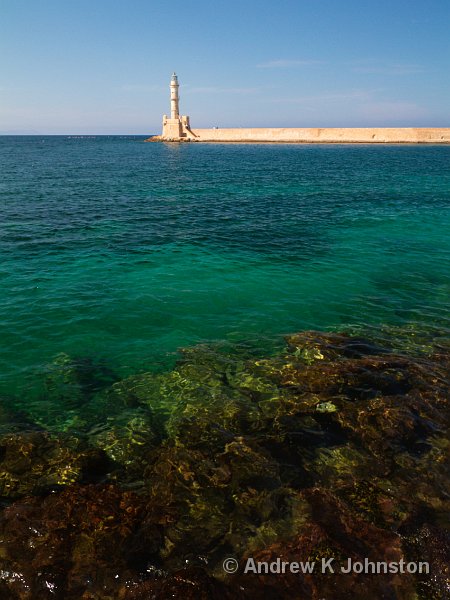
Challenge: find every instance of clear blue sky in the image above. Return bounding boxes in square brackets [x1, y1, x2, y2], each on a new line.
[1, 0, 449, 133]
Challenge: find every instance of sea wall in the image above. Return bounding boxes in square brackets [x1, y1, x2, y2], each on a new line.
[180, 127, 450, 143]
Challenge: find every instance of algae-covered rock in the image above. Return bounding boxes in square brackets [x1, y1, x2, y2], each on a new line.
[142, 437, 286, 569]
[346, 322, 450, 357]
[88, 407, 159, 481]
[43, 352, 117, 405]
[231, 487, 417, 600]
[13, 353, 118, 433]
[0, 329, 447, 598]
[0, 484, 158, 599]
[105, 371, 160, 409]
[123, 566, 243, 600]
[401, 523, 450, 600]
[285, 330, 389, 361]
[0, 431, 110, 499]
[104, 345, 238, 433]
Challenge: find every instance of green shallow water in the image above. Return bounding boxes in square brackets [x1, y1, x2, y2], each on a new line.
[1, 136, 449, 396]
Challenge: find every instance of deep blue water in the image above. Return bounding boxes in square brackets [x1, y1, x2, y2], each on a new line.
[1, 136, 449, 396]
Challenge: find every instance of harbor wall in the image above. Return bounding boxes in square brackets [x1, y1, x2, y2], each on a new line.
[182, 127, 450, 143]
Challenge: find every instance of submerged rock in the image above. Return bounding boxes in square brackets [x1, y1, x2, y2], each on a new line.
[123, 566, 242, 599]
[0, 431, 110, 499]
[401, 523, 450, 599]
[88, 407, 159, 482]
[0, 329, 447, 598]
[13, 353, 118, 433]
[232, 487, 417, 600]
[0, 484, 157, 599]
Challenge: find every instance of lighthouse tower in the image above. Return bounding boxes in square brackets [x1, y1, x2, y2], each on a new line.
[170, 72, 179, 119]
[162, 73, 191, 139]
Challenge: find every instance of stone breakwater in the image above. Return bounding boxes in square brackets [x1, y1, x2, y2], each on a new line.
[148, 127, 450, 143]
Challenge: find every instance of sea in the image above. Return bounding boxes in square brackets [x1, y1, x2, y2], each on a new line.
[1, 136, 449, 398]
[0, 135, 449, 597]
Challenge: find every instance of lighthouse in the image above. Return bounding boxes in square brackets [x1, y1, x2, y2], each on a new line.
[170, 72, 179, 119]
[162, 73, 191, 139]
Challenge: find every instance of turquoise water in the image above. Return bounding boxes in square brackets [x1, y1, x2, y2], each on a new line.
[1, 136, 449, 396]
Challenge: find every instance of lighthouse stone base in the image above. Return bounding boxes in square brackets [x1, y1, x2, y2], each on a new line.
[162, 115, 193, 140]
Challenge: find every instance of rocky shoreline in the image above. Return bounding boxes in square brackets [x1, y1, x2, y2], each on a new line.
[0, 329, 448, 598]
